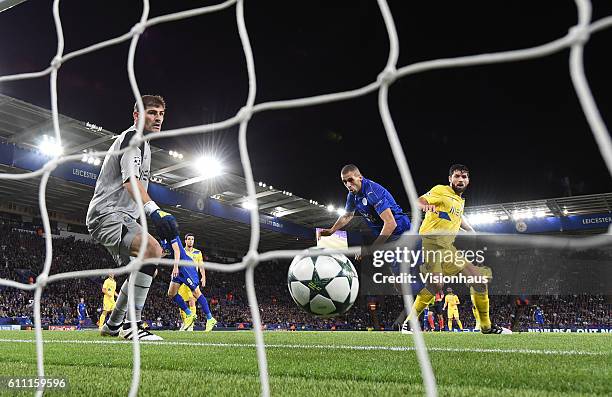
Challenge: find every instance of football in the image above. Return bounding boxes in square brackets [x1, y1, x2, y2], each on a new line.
[287, 253, 359, 317]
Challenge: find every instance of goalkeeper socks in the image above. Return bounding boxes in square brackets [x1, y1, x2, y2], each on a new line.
[125, 271, 153, 323]
[197, 295, 212, 320]
[173, 295, 191, 315]
[457, 319, 463, 330]
[406, 288, 435, 322]
[472, 290, 491, 330]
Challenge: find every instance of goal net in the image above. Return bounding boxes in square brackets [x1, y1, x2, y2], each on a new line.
[0, 1, 611, 396]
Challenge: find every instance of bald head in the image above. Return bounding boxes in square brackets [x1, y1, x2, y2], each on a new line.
[341, 164, 361, 176]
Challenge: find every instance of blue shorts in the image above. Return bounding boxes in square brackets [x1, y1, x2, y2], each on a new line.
[78, 314, 86, 321]
[172, 267, 199, 290]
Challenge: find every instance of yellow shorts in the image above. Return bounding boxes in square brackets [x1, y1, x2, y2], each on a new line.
[178, 284, 194, 302]
[103, 299, 116, 312]
[421, 237, 467, 276]
[447, 309, 460, 319]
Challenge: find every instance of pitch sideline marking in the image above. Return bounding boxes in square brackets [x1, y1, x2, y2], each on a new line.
[0, 338, 606, 356]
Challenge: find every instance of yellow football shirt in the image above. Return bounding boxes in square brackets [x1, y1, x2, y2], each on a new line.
[419, 185, 465, 238]
[185, 248, 204, 264]
[102, 277, 116, 311]
[445, 294, 460, 310]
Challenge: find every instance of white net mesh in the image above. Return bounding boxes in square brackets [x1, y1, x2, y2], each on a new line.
[0, 0, 611, 396]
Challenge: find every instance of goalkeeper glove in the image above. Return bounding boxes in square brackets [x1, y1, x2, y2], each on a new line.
[144, 201, 179, 240]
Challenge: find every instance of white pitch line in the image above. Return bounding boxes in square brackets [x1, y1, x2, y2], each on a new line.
[0, 338, 606, 356]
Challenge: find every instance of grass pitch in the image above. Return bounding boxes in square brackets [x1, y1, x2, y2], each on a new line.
[0, 330, 610, 396]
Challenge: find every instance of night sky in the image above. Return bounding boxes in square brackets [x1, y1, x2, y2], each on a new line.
[1, 1, 612, 211]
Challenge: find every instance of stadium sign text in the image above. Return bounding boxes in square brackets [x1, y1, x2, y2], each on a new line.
[72, 168, 97, 181]
[527, 328, 612, 333]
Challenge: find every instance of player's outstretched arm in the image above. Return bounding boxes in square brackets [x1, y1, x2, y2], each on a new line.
[371, 208, 397, 246]
[317, 211, 354, 239]
[171, 241, 180, 278]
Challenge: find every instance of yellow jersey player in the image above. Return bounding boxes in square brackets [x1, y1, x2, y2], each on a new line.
[178, 233, 209, 331]
[402, 164, 511, 335]
[443, 287, 463, 331]
[98, 273, 118, 329]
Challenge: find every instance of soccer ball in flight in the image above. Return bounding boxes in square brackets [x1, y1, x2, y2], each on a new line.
[287, 253, 359, 317]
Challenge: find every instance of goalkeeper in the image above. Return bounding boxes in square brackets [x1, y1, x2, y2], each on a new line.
[87, 95, 178, 341]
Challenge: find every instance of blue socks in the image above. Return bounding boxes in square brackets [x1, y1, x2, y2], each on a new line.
[172, 294, 191, 316]
[197, 295, 212, 319]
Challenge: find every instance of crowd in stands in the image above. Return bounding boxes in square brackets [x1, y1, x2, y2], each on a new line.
[1, 218, 610, 331]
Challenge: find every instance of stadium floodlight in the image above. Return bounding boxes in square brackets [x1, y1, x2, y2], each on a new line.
[336, 208, 346, 216]
[562, 209, 569, 215]
[241, 199, 256, 210]
[499, 215, 509, 221]
[38, 135, 63, 157]
[535, 210, 546, 218]
[326, 204, 335, 212]
[93, 158, 101, 166]
[193, 155, 223, 179]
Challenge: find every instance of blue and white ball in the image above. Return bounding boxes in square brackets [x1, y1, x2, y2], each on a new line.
[287, 253, 359, 317]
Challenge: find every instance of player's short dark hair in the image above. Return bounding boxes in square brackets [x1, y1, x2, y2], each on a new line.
[134, 95, 166, 112]
[184, 233, 194, 240]
[341, 164, 361, 175]
[449, 164, 469, 176]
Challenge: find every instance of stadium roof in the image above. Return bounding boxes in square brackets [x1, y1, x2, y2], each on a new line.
[1, 94, 611, 251]
[0, 94, 365, 254]
[463, 192, 612, 224]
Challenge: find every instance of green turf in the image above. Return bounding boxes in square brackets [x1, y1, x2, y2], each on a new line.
[0, 330, 610, 396]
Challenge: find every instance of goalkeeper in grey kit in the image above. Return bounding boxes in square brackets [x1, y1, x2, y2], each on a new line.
[86, 95, 179, 341]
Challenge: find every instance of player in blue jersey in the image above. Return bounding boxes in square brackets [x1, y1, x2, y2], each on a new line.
[77, 298, 88, 330]
[160, 236, 217, 332]
[533, 306, 545, 330]
[317, 164, 412, 259]
[318, 164, 421, 324]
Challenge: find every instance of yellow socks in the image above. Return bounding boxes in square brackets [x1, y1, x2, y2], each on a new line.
[471, 289, 491, 330]
[471, 305, 481, 329]
[406, 288, 435, 322]
[98, 312, 106, 329]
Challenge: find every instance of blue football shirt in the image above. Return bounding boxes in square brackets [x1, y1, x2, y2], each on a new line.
[344, 178, 411, 236]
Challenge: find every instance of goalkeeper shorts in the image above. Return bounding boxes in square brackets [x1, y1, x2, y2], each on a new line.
[87, 213, 141, 267]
